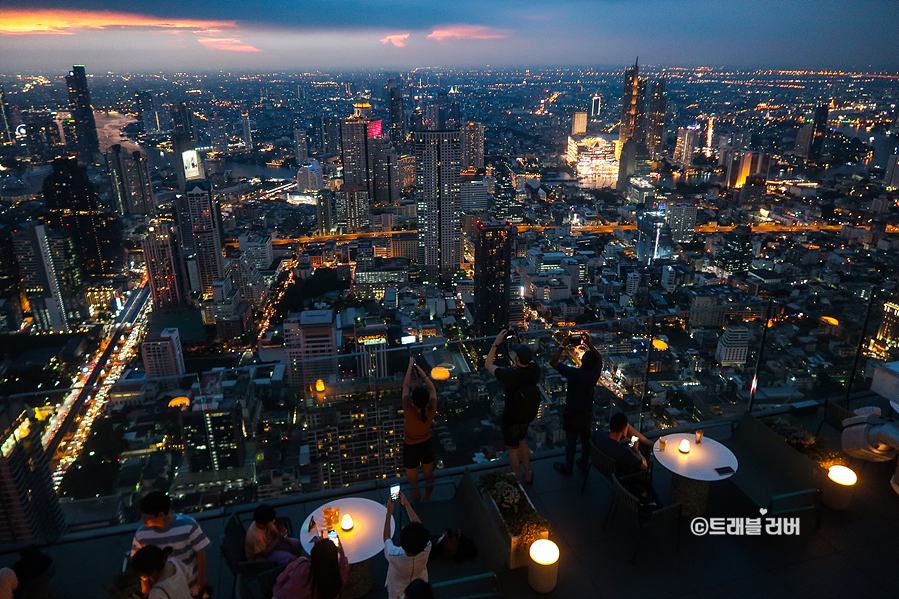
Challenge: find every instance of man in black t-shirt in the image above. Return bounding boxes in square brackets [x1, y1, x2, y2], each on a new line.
[550, 333, 602, 475]
[486, 328, 542, 485]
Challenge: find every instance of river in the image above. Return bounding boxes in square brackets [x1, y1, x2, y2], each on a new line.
[94, 112, 297, 180]
[835, 125, 898, 170]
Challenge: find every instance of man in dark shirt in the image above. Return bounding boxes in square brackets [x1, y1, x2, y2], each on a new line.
[592, 412, 650, 476]
[550, 333, 602, 475]
[486, 328, 542, 485]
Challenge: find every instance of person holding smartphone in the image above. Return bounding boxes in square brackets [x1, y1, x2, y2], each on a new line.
[384, 492, 431, 599]
[245, 504, 302, 566]
[592, 412, 650, 475]
[272, 534, 348, 599]
[402, 357, 438, 501]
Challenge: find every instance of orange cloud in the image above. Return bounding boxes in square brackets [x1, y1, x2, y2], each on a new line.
[427, 24, 509, 42]
[380, 33, 410, 48]
[0, 9, 236, 35]
[197, 37, 261, 52]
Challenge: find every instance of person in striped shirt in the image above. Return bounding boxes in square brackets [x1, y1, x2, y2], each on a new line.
[131, 491, 210, 596]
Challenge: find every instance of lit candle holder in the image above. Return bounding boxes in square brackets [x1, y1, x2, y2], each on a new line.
[340, 513, 354, 531]
[827, 465, 857, 486]
[678, 439, 691, 454]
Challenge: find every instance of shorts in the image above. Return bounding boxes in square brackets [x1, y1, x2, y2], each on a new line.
[403, 438, 435, 469]
[502, 421, 530, 448]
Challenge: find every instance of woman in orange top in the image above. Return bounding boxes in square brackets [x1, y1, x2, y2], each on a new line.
[403, 357, 438, 501]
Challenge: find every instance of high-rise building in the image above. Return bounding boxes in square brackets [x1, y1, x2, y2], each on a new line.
[284, 310, 338, 389]
[65, 65, 99, 162]
[170, 102, 196, 141]
[24, 113, 63, 164]
[141, 328, 185, 384]
[665, 204, 698, 243]
[143, 221, 190, 312]
[336, 184, 370, 233]
[716, 326, 749, 366]
[0, 400, 66, 544]
[673, 127, 698, 166]
[341, 102, 382, 199]
[571, 111, 588, 136]
[179, 398, 244, 473]
[619, 59, 647, 148]
[715, 225, 752, 274]
[590, 94, 602, 117]
[106, 144, 156, 215]
[0, 82, 14, 145]
[616, 138, 637, 191]
[474, 221, 514, 337]
[635, 215, 673, 265]
[294, 128, 308, 163]
[297, 160, 323, 192]
[794, 123, 814, 158]
[42, 157, 124, 278]
[321, 114, 341, 156]
[875, 302, 899, 349]
[883, 152, 899, 190]
[414, 130, 462, 282]
[388, 86, 406, 145]
[184, 179, 224, 296]
[12, 222, 83, 332]
[645, 78, 667, 157]
[462, 122, 485, 170]
[808, 103, 830, 164]
[356, 323, 389, 378]
[372, 139, 402, 204]
[210, 111, 229, 154]
[726, 151, 771, 188]
[241, 111, 253, 151]
[493, 159, 516, 220]
[317, 192, 334, 236]
[230, 250, 267, 308]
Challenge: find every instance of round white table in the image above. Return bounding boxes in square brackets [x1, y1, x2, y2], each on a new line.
[300, 497, 395, 564]
[653, 433, 739, 517]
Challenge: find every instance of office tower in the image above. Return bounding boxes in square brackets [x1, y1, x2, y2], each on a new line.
[141, 328, 185, 382]
[317, 191, 334, 235]
[210, 111, 229, 153]
[172, 132, 204, 194]
[237, 235, 274, 270]
[794, 123, 814, 158]
[212, 276, 253, 340]
[356, 323, 388, 378]
[883, 152, 899, 190]
[179, 400, 244, 473]
[808, 103, 830, 163]
[25, 113, 63, 164]
[493, 159, 516, 219]
[297, 160, 323, 192]
[336, 184, 370, 233]
[230, 250, 267, 308]
[389, 86, 406, 145]
[294, 128, 308, 163]
[673, 128, 698, 166]
[0, 400, 66, 544]
[590, 93, 602, 117]
[462, 122, 485, 170]
[665, 204, 698, 243]
[143, 221, 190, 312]
[413, 130, 462, 282]
[571, 111, 588, 136]
[372, 139, 402, 204]
[170, 102, 196, 141]
[616, 138, 637, 191]
[185, 179, 224, 296]
[460, 178, 490, 212]
[715, 225, 752, 274]
[65, 65, 99, 161]
[42, 157, 124, 278]
[474, 221, 514, 337]
[284, 309, 338, 389]
[619, 59, 647, 147]
[322, 114, 342, 156]
[341, 101, 382, 198]
[645, 78, 667, 157]
[0, 83, 14, 145]
[716, 326, 749, 366]
[106, 144, 156, 215]
[635, 215, 673, 265]
[241, 111, 253, 151]
[726, 151, 771, 188]
[12, 222, 83, 332]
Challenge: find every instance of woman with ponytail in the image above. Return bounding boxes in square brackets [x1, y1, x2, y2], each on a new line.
[402, 357, 438, 501]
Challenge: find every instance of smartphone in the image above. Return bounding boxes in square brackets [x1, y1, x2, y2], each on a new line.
[390, 484, 400, 501]
[327, 530, 339, 547]
[629, 435, 638, 447]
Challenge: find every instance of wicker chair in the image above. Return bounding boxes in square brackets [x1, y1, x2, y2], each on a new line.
[610, 472, 682, 564]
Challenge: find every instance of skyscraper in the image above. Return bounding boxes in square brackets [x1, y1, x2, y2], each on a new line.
[170, 102, 196, 141]
[141, 328, 185, 385]
[590, 93, 602, 117]
[1, 400, 66, 544]
[64, 65, 99, 162]
[317, 191, 334, 235]
[616, 138, 637, 191]
[414, 130, 462, 282]
[493, 159, 516, 220]
[322, 114, 342, 156]
[571, 111, 588, 136]
[665, 204, 698, 243]
[180, 400, 244, 473]
[462, 122, 485, 170]
[372, 139, 402, 204]
[885, 152, 899, 190]
[388, 86, 406, 145]
[619, 59, 647, 148]
[645, 78, 667, 157]
[241, 111, 253, 151]
[143, 221, 190, 312]
[674, 128, 698, 166]
[794, 123, 814, 158]
[0, 82, 13, 145]
[284, 310, 338, 389]
[341, 101, 382, 199]
[474, 221, 514, 337]
[294, 128, 308, 163]
[106, 144, 156, 215]
[808, 103, 830, 164]
[184, 179, 224, 297]
[635, 215, 673, 265]
[336, 184, 370, 233]
[42, 157, 124, 278]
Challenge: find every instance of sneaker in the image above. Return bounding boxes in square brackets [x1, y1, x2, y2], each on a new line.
[553, 462, 572, 475]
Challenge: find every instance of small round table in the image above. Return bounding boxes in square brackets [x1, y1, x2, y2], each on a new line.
[653, 433, 739, 518]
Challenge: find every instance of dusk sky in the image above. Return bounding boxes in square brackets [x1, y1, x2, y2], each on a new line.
[1, 0, 898, 72]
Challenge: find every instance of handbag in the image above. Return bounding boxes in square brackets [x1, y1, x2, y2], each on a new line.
[562, 411, 591, 433]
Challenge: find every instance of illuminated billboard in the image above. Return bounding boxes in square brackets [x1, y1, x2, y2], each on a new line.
[400, 335, 417, 345]
[368, 120, 383, 138]
[182, 150, 201, 180]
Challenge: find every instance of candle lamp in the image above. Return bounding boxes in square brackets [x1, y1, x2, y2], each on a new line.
[678, 439, 691, 454]
[340, 513, 354, 531]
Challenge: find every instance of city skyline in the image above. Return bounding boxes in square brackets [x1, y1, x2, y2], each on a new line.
[1, 1, 898, 71]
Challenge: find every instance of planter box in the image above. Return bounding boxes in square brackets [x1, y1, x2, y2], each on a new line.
[484, 483, 549, 569]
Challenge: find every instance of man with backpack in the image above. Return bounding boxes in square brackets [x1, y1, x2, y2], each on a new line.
[486, 327, 542, 485]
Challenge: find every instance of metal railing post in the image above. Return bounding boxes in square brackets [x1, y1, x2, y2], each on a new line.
[747, 299, 774, 414]
[844, 286, 876, 407]
[638, 315, 655, 431]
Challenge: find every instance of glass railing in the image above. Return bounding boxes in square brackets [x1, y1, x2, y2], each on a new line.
[2, 285, 890, 536]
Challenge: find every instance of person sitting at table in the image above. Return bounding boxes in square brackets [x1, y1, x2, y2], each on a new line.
[384, 492, 431, 599]
[131, 545, 193, 599]
[592, 412, 650, 475]
[272, 536, 349, 599]
[245, 504, 303, 566]
[402, 357, 438, 502]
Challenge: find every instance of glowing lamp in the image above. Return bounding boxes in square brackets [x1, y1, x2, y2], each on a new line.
[678, 439, 691, 454]
[431, 366, 451, 381]
[529, 539, 559, 565]
[821, 316, 840, 326]
[315, 379, 326, 392]
[652, 339, 668, 351]
[827, 465, 857, 486]
[340, 513, 354, 531]
[168, 396, 190, 408]
[528, 539, 559, 593]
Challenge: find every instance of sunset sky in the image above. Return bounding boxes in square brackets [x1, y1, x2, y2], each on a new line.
[1, 1, 897, 72]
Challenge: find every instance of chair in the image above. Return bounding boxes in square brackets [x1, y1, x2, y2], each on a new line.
[814, 399, 855, 436]
[220, 513, 283, 599]
[609, 472, 681, 564]
[581, 440, 653, 526]
[237, 565, 283, 599]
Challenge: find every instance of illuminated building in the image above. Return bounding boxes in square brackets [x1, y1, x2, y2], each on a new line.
[493, 159, 517, 219]
[317, 192, 334, 235]
[0, 82, 13, 145]
[616, 138, 637, 191]
[12, 222, 83, 332]
[875, 302, 899, 350]
[230, 250, 267, 308]
[372, 138, 402, 204]
[619, 58, 647, 149]
[106, 144, 156, 215]
[336, 184, 370, 233]
[462, 122, 485, 170]
[284, 310, 338, 389]
[170, 102, 196, 141]
[294, 128, 308, 163]
[179, 396, 244, 473]
[185, 179, 224, 296]
[341, 101, 382, 199]
[64, 65, 99, 162]
[241, 111, 253, 151]
[356, 323, 389, 378]
[635, 215, 672, 265]
[572, 111, 588, 136]
[474, 221, 515, 337]
[141, 328, 185, 388]
[645, 78, 667, 157]
[590, 93, 602, 117]
[388, 86, 406, 145]
[808, 103, 830, 164]
[567, 136, 619, 188]
[143, 221, 190, 312]
[297, 160, 323, 192]
[24, 112, 63, 164]
[794, 123, 814, 158]
[884, 153, 899, 190]
[42, 157, 124, 278]
[0, 400, 66, 544]
[673, 127, 698, 166]
[715, 225, 753, 275]
[212, 277, 253, 341]
[414, 130, 462, 282]
[238, 234, 273, 270]
[716, 326, 749, 366]
[726, 151, 770, 188]
[665, 204, 698, 243]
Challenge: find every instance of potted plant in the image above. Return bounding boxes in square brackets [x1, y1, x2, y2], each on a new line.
[478, 471, 550, 568]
